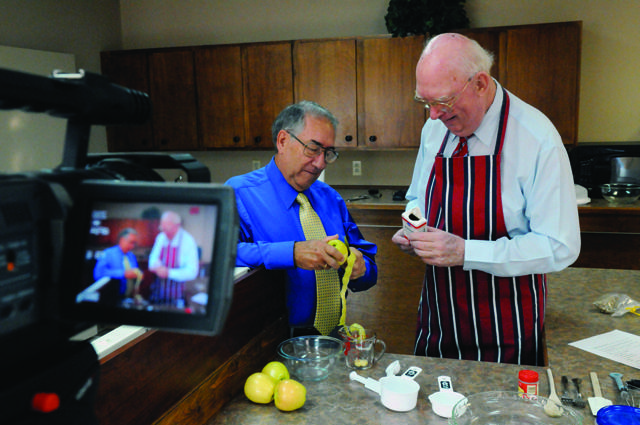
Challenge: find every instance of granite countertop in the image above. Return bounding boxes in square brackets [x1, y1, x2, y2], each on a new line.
[209, 267, 640, 424]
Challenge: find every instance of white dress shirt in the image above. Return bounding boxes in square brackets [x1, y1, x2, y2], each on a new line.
[405, 82, 581, 277]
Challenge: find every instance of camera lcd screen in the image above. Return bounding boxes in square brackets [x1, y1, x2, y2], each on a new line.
[62, 180, 237, 335]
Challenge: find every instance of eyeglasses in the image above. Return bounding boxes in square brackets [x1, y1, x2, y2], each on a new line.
[286, 130, 339, 164]
[414, 73, 476, 115]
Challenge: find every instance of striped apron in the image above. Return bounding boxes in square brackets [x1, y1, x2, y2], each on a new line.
[151, 232, 185, 307]
[414, 88, 546, 365]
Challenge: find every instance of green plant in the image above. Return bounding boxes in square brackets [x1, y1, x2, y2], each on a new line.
[385, 0, 470, 37]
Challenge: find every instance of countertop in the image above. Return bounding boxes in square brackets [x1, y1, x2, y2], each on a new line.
[209, 267, 640, 424]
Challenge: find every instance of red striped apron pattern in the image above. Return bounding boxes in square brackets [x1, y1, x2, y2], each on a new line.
[415, 88, 546, 365]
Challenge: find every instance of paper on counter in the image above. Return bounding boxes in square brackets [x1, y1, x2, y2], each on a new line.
[569, 329, 640, 369]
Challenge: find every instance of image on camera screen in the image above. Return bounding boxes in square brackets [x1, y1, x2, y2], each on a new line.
[75, 200, 217, 316]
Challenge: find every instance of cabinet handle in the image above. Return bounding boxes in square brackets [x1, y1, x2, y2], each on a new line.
[254, 136, 262, 144]
[233, 136, 240, 143]
[345, 135, 353, 143]
[369, 135, 377, 143]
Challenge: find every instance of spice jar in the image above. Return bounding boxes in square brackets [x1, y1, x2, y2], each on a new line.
[518, 369, 539, 399]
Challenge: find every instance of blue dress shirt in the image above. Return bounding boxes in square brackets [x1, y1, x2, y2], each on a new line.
[93, 245, 139, 295]
[225, 157, 378, 327]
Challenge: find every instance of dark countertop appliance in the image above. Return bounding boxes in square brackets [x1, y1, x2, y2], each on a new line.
[568, 142, 640, 198]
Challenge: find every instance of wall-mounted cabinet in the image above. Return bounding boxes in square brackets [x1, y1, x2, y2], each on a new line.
[100, 21, 581, 152]
[460, 21, 582, 146]
[293, 35, 425, 149]
[195, 42, 293, 149]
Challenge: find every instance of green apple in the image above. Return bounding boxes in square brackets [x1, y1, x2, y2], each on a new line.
[262, 361, 290, 381]
[274, 379, 306, 411]
[244, 372, 277, 404]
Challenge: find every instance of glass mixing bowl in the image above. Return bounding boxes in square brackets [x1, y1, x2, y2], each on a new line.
[449, 391, 583, 425]
[277, 335, 344, 382]
[600, 183, 640, 204]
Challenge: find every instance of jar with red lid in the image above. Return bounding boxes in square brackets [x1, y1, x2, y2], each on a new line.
[518, 369, 539, 399]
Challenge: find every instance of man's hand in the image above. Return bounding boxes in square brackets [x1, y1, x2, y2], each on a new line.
[405, 227, 465, 267]
[294, 235, 345, 271]
[150, 265, 169, 278]
[392, 228, 416, 255]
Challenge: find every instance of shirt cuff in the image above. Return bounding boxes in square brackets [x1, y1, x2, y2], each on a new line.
[263, 240, 296, 269]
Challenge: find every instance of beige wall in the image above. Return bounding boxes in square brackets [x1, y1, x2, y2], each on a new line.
[119, 0, 640, 185]
[1, 1, 638, 184]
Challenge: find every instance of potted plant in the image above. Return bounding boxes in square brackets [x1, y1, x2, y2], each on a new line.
[385, 0, 470, 37]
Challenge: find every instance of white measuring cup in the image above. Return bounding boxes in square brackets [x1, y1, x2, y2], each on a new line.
[350, 365, 422, 412]
[428, 375, 465, 418]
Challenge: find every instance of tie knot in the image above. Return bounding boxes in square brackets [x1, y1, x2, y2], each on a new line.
[296, 192, 310, 206]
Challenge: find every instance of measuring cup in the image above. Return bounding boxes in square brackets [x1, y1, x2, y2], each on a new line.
[338, 326, 386, 370]
[428, 376, 465, 418]
[350, 366, 422, 412]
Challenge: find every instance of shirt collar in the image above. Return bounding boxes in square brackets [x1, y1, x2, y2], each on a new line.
[266, 157, 306, 209]
[472, 79, 504, 149]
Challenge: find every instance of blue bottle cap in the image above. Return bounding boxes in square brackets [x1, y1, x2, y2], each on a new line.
[596, 405, 640, 425]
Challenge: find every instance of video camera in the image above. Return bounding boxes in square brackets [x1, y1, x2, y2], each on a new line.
[0, 67, 238, 424]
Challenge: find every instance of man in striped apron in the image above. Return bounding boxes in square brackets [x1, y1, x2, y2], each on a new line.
[148, 211, 200, 309]
[393, 33, 580, 365]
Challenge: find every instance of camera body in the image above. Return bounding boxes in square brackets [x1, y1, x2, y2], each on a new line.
[0, 68, 238, 424]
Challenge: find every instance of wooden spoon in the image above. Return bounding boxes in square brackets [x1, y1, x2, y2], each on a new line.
[544, 368, 564, 417]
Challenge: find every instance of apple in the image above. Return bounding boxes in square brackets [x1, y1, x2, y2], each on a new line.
[274, 379, 306, 411]
[328, 239, 348, 264]
[262, 361, 290, 381]
[244, 372, 277, 404]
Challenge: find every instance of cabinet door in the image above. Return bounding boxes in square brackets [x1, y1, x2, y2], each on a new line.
[148, 50, 199, 151]
[101, 51, 154, 151]
[357, 35, 426, 149]
[195, 45, 246, 148]
[502, 22, 581, 146]
[293, 39, 358, 148]
[242, 42, 294, 149]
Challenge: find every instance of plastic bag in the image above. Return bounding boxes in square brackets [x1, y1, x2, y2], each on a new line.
[593, 293, 640, 317]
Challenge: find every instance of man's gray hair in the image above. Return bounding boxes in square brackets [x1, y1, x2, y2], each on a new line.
[271, 100, 339, 147]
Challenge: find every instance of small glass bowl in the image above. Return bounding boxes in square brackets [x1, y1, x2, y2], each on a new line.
[600, 183, 640, 204]
[277, 335, 344, 382]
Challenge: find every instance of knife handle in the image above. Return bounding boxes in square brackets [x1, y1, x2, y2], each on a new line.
[590, 372, 603, 398]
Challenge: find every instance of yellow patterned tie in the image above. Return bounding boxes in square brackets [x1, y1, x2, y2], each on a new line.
[296, 193, 341, 335]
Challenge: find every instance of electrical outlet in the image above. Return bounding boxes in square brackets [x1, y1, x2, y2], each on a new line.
[352, 160, 362, 176]
[252, 160, 261, 170]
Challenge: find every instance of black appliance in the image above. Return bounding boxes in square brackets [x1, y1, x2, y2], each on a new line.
[568, 142, 640, 198]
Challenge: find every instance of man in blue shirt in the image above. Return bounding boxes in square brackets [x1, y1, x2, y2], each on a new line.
[226, 101, 377, 336]
[93, 227, 142, 299]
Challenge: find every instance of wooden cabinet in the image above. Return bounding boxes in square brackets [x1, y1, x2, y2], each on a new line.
[357, 35, 426, 148]
[294, 38, 358, 148]
[101, 49, 199, 151]
[195, 45, 245, 148]
[195, 42, 293, 149]
[101, 22, 581, 151]
[148, 50, 199, 150]
[460, 21, 582, 146]
[293, 35, 425, 149]
[242, 42, 294, 149]
[100, 51, 153, 151]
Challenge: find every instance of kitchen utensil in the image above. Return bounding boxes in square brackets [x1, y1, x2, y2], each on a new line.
[588, 371, 612, 416]
[572, 378, 587, 408]
[277, 335, 344, 382]
[337, 326, 385, 370]
[449, 391, 583, 425]
[350, 366, 422, 412]
[544, 368, 564, 417]
[610, 372, 632, 406]
[428, 375, 465, 418]
[561, 375, 574, 405]
[600, 183, 640, 204]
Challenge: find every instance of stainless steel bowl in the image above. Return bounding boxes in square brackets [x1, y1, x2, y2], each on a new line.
[277, 336, 345, 381]
[600, 183, 640, 204]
